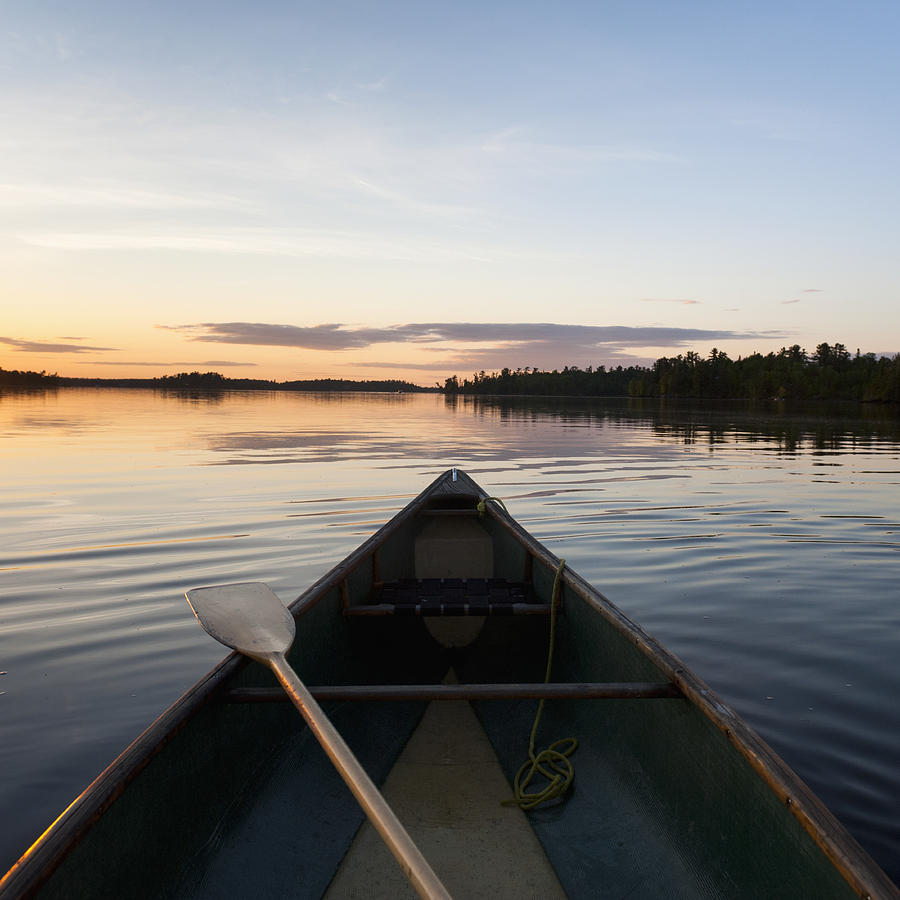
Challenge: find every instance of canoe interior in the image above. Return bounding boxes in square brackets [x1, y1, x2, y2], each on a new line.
[10, 470, 890, 899]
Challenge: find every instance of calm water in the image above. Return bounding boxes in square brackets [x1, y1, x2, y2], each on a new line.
[1, 388, 898, 884]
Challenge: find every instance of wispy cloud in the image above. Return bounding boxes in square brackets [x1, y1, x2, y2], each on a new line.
[0, 336, 116, 353]
[726, 102, 823, 143]
[388, 323, 769, 348]
[640, 298, 701, 305]
[89, 359, 258, 367]
[2, 28, 76, 64]
[802, 288, 824, 293]
[20, 228, 502, 262]
[0, 183, 251, 211]
[781, 299, 801, 305]
[349, 177, 481, 221]
[345, 351, 659, 371]
[0, 85, 492, 239]
[199, 360, 258, 367]
[355, 77, 388, 92]
[480, 128, 678, 167]
[165, 322, 399, 350]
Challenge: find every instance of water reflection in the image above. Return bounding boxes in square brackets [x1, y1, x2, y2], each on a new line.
[0, 387, 898, 883]
[158, 389, 227, 404]
[198, 392, 900, 467]
[451, 395, 900, 455]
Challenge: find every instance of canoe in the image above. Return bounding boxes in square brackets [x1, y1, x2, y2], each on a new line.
[1, 468, 896, 899]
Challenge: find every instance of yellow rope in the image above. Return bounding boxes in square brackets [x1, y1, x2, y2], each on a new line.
[505, 558, 578, 810]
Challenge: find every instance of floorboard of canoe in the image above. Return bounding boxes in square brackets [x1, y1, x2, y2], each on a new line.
[323, 697, 566, 899]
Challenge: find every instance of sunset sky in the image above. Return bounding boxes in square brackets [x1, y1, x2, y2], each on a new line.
[3, 2, 898, 384]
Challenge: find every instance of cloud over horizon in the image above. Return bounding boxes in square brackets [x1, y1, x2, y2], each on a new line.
[639, 298, 701, 305]
[167, 321, 783, 355]
[160, 321, 789, 373]
[88, 359, 259, 367]
[0, 336, 116, 353]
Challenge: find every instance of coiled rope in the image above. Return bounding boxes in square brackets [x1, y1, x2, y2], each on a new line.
[505, 558, 577, 810]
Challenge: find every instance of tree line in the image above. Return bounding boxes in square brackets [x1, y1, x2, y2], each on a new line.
[0, 368, 433, 393]
[4, 343, 900, 403]
[151, 372, 433, 392]
[443, 343, 900, 403]
[0, 366, 61, 386]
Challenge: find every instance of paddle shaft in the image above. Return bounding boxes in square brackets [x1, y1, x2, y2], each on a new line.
[268, 652, 452, 900]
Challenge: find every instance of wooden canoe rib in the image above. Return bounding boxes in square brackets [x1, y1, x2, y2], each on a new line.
[1, 468, 896, 900]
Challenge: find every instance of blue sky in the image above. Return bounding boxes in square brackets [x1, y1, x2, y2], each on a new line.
[2, 1, 898, 380]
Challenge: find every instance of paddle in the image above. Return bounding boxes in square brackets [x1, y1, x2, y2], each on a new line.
[185, 582, 451, 900]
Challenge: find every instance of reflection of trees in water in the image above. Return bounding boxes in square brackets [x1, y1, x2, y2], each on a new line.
[164, 388, 424, 411]
[159, 390, 226, 405]
[184, 392, 900, 466]
[450, 395, 900, 454]
[0, 386, 60, 402]
[291, 391, 421, 408]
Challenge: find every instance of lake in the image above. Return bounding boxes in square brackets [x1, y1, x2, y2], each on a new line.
[1, 387, 898, 885]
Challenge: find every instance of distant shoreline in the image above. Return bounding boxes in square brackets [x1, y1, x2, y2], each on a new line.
[3, 342, 899, 404]
[0, 370, 437, 394]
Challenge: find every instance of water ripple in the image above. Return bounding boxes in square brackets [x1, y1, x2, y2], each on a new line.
[1, 389, 898, 884]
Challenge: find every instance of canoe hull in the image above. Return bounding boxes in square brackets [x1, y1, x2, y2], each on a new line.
[2, 469, 896, 899]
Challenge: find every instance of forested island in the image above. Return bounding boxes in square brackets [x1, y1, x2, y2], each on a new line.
[443, 344, 900, 404]
[0, 368, 433, 393]
[3, 342, 899, 403]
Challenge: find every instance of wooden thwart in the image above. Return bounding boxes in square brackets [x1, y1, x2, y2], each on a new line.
[224, 681, 683, 703]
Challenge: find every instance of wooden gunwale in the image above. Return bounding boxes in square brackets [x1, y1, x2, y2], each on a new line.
[478, 488, 899, 900]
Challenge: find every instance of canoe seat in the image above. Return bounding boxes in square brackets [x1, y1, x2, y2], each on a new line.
[345, 578, 549, 617]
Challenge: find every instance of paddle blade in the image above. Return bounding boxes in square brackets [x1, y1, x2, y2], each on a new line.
[185, 582, 296, 661]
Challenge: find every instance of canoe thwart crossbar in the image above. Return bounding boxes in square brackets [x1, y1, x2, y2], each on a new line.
[223, 681, 685, 703]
